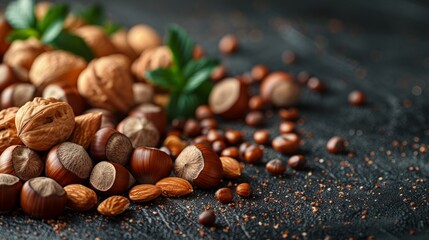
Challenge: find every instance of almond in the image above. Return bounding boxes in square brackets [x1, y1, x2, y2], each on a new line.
[155, 177, 193, 197]
[97, 196, 130, 217]
[220, 156, 242, 179]
[129, 184, 162, 202]
[64, 184, 98, 212]
[69, 112, 102, 149]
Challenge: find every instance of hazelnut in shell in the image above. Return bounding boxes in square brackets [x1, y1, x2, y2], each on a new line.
[272, 133, 300, 154]
[74, 25, 118, 57]
[43, 84, 86, 115]
[260, 71, 300, 107]
[129, 103, 167, 135]
[132, 83, 155, 106]
[0, 64, 18, 92]
[89, 161, 135, 196]
[174, 144, 223, 189]
[130, 147, 173, 184]
[0, 145, 43, 181]
[131, 46, 172, 81]
[1, 83, 37, 109]
[127, 24, 162, 54]
[0, 173, 22, 212]
[90, 128, 133, 166]
[117, 116, 160, 148]
[209, 78, 249, 120]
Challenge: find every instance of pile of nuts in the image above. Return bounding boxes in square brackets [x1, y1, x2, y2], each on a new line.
[0, 3, 361, 227]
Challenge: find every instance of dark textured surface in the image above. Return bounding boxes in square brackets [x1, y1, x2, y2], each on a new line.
[1, 0, 429, 239]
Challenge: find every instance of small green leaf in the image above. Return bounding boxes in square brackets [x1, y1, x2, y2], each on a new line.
[145, 69, 179, 91]
[5, 0, 36, 29]
[183, 58, 218, 79]
[37, 4, 68, 33]
[183, 68, 216, 93]
[167, 25, 195, 70]
[167, 92, 202, 119]
[77, 3, 106, 26]
[50, 32, 94, 61]
[195, 80, 213, 102]
[103, 22, 121, 35]
[7, 28, 39, 42]
[41, 19, 64, 43]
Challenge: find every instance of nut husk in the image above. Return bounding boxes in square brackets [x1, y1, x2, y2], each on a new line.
[0, 107, 22, 153]
[74, 25, 118, 57]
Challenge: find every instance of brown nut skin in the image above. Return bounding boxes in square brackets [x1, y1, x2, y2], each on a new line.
[260, 71, 300, 107]
[251, 64, 269, 82]
[129, 103, 167, 135]
[20, 177, 67, 219]
[45, 142, 93, 186]
[348, 90, 366, 106]
[174, 144, 223, 189]
[244, 145, 264, 164]
[215, 188, 234, 204]
[132, 83, 155, 106]
[0, 107, 22, 153]
[326, 136, 346, 154]
[130, 147, 173, 184]
[64, 184, 98, 212]
[253, 130, 270, 145]
[74, 25, 118, 57]
[0, 145, 43, 181]
[0, 173, 22, 212]
[209, 78, 249, 120]
[272, 134, 300, 154]
[110, 29, 138, 60]
[236, 183, 252, 198]
[89, 161, 135, 196]
[219, 34, 238, 54]
[127, 24, 162, 55]
[0, 17, 11, 56]
[78, 56, 134, 114]
[29, 50, 87, 89]
[288, 155, 306, 170]
[43, 84, 86, 116]
[15, 98, 75, 151]
[131, 46, 172, 82]
[265, 159, 286, 175]
[90, 128, 133, 166]
[198, 210, 216, 226]
[1, 83, 37, 109]
[117, 116, 160, 148]
[0, 64, 19, 92]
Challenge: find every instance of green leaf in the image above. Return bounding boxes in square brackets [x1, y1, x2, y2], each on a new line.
[103, 22, 121, 35]
[6, 28, 39, 42]
[50, 32, 94, 61]
[183, 58, 218, 79]
[195, 80, 213, 102]
[37, 4, 68, 33]
[167, 25, 195, 70]
[77, 3, 106, 26]
[167, 92, 202, 119]
[183, 68, 216, 93]
[145, 68, 179, 91]
[41, 19, 64, 43]
[182, 58, 218, 93]
[5, 0, 36, 29]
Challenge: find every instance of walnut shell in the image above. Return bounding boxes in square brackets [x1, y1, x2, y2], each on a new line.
[131, 46, 172, 81]
[77, 56, 134, 113]
[3, 38, 47, 81]
[0, 107, 22, 153]
[111, 30, 138, 61]
[74, 25, 118, 57]
[127, 24, 162, 55]
[15, 97, 75, 151]
[107, 54, 132, 71]
[29, 50, 87, 89]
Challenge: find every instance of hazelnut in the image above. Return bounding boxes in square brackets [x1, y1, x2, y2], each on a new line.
[193, 44, 205, 59]
[163, 135, 187, 158]
[183, 119, 202, 137]
[245, 111, 265, 127]
[272, 133, 300, 154]
[215, 188, 234, 204]
[46, 142, 93, 186]
[198, 210, 216, 226]
[129, 103, 167, 135]
[207, 129, 225, 143]
[210, 65, 227, 81]
[260, 71, 300, 107]
[127, 24, 162, 55]
[68, 112, 102, 149]
[244, 145, 263, 164]
[29, 50, 87, 89]
[282, 50, 297, 65]
[3, 38, 47, 81]
[219, 34, 238, 54]
[0, 17, 11, 56]
[15, 98, 75, 151]
[200, 118, 218, 130]
[0, 145, 43, 181]
[1, 83, 37, 109]
[0, 64, 18, 92]
[174, 144, 223, 189]
[130, 147, 173, 184]
[171, 118, 186, 131]
[239, 141, 252, 161]
[348, 90, 366, 106]
[195, 105, 213, 120]
[90, 128, 133, 166]
[225, 130, 243, 145]
[326, 136, 346, 154]
[78, 55, 134, 113]
[297, 71, 311, 85]
[279, 108, 299, 121]
[248, 95, 264, 111]
[117, 116, 160, 148]
[279, 121, 296, 134]
[265, 159, 286, 175]
[212, 140, 227, 155]
[0, 107, 22, 152]
[43, 84, 86, 115]
[74, 25, 118, 57]
[236, 183, 252, 197]
[288, 155, 306, 170]
[131, 46, 172, 82]
[193, 135, 211, 148]
[85, 108, 117, 129]
[307, 77, 326, 93]
[251, 64, 269, 82]
[132, 83, 155, 106]
[209, 78, 249, 120]
[253, 130, 270, 145]
[89, 161, 135, 196]
[110, 29, 138, 60]
[0, 173, 22, 212]
[221, 147, 239, 159]
[20, 177, 67, 219]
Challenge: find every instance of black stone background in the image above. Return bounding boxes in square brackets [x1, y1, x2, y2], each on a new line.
[1, 0, 429, 239]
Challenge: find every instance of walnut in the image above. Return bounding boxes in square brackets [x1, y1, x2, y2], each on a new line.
[3, 38, 47, 81]
[77, 56, 134, 113]
[0, 15, 11, 56]
[111, 30, 138, 61]
[131, 46, 172, 81]
[0, 107, 22, 153]
[127, 24, 162, 55]
[107, 54, 132, 71]
[74, 25, 118, 57]
[29, 50, 87, 89]
[15, 97, 75, 151]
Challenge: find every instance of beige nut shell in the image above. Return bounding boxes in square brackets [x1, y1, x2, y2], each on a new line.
[111, 30, 138, 61]
[74, 25, 118, 57]
[127, 24, 162, 55]
[131, 46, 172, 81]
[77, 56, 134, 113]
[0, 107, 22, 153]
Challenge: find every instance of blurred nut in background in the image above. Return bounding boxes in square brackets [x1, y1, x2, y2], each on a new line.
[74, 25, 118, 57]
[43, 84, 86, 115]
[132, 46, 172, 81]
[132, 83, 155, 106]
[117, 116, 160, 148]
[1, 83, 37, 109]
[0, 16, 11, 56]
[260, 71, 300, 107]
[110, 29, 139, 60]
[127, 24, 162, 55]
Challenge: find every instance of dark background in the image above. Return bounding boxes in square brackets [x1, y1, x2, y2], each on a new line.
[1, 0, 429, 239]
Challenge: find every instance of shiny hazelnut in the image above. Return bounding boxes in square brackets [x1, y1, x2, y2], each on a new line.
[198, 210, 216, 226]
[0, 173, 22, 212]
[132, 83, 155, 106]
[127, 24, 162, 55]
[326, 136, 346, 154]
[207, 129, 225, 143]
[279, 121, 296, 134]
[307, 77, 326, 92]
[130, 147, 173, 184]
[288, 155, 306, 170]
[43, 84, 86, 115]
[239, 141, 252, 161]
[1, 83, 37, 109]
[245, 111, 265, 127]
[215, 188, 233, 204]
[211, 65, 227, 81]
[265, 159, 286, 175]
[212, 140, 227, 155]
[117, 116, 160, 148]
[221, 147, 239, 159]
[129, 103, 167, 135]
[272, 134, 300, 154]
[0, 145, 43, 181]
[74, 25, 118, 57]
[163, 135, 187, 158]
[195, 105, 213, 120]
[209, 78, 249, 120]
[244, 145, 263, 164]
[236, 183, 252, 197]
[248, 95, 264, 111]
[225, 130, 243, 146]
[348, 90, 366, 106]
[251, 64, 269, 82]
[89, 161, 135, 196]
[260, 71, 300, 107]
[0, 64, 18, 92]
[200, 118, 218, 130]
[174, 144, 223, 189]
[183, 119, 202, 137]
[282, 50, 297, 65]
[90, 128, 133, 165]
[193, 135, 211, 148]
[219, 34, 238, 54]
[20, 177, 67, 219]
[279, 108, 299, 121]
[46, 142, 93, 186]
[253, 130, 270, 145]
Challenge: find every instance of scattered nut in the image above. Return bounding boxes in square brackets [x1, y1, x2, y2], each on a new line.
[97, 195, 130, 217]
[64, 184, 98, 212]
[155, 177, 193, 197]
[129, 184, 162, 203]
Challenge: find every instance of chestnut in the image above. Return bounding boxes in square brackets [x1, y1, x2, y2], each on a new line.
[46, 142, 93, 186]
[1, 83, 37, 109]
[260, 71, 300, 107]
[0, 64, 18, 93]
[90, 128, 133, 166]
[272, 133, 300, 154]
[0, 173, 22, 212]
[129, 103, 167, 135]
[209, 78, 249, 120]
[117, 116, 160, 148]
[0, 145, 43, 181]
[174, 144, 223, 189]
[42, 84, 86, 116]
[130, 147, 173, 184]
[89, 161, 135, 196]
[20, 177, 67, 219]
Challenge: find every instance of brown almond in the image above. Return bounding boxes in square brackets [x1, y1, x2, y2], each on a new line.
[155, 177, 193, 197]
[69, 112, 102, 149]
[129, 184, 162, 202]
[64, 184, 98, 212]
[220, 156, 242, 179]
[97, 196, 130, 217]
